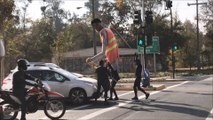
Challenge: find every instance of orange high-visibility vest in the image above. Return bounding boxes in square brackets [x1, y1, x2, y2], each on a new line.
[100, 28, 119, 63]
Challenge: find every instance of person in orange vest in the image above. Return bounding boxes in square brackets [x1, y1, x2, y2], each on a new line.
[86, 18, 120, 100]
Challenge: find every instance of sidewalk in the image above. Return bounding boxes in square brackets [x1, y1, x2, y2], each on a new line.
[115, 83, 166, 91]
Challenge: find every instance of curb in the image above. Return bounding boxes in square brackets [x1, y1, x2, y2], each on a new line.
[118, 77, 186, 83]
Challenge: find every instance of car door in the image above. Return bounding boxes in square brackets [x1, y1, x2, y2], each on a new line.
[41, 70, 70, 97]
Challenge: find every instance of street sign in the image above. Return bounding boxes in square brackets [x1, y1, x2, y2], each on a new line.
[137, 36, 160, 54]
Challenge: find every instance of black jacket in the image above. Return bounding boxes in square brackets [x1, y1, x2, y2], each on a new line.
[12, 70, 36, 93]
[96, 66, 110, 91]
[136, 64, 142, 78]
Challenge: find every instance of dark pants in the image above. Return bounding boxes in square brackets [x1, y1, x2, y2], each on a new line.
[133, 78, 147, 97]
[97, 79, 110, 99]
[109, 80, 118, 98]
[14, 91, 27, 120]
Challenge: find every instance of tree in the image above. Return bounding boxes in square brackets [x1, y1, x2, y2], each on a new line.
[15, 0, 32, 30]
[27, 19, 55, 61]
[0, 0, 15, 33]
[5, 19, 55, 63]
[0, 0, 15, 81]
[200, 0, 213, 67]
[200, 0, 213, 31]
[53, 20, 93, 65]
[3, 18, 23, 72]
[180, 20, 197, 68]
[41, 0, 68, 33]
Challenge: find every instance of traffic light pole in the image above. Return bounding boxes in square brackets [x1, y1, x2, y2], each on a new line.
[170, 7, 175, 79]
[142, 0, 147, 69]
[143, 31, 147, 69]
[166, 0, 175, 79]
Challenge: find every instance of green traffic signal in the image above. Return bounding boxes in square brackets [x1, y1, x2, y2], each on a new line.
[139, 39, 143, 45]
[138, 34, 145, 47]
[172, 43, 177, 51]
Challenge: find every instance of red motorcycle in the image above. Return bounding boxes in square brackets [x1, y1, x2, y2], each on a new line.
[0, 80, 66, 120]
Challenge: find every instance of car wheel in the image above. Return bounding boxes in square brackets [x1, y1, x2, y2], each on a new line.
[69, 88, 87, 104]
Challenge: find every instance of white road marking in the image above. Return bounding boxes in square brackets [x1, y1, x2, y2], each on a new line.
[41, 91, 134, 119]
[205, 108, 213, 120]
[77, 81, 189, 120]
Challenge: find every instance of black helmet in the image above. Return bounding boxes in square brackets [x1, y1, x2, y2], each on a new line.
[17, 59, 28, 70]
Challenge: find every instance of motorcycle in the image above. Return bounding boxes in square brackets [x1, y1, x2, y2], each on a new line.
[0, 79, 66, 120]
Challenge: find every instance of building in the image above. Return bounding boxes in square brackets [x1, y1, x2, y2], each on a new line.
[59, 47, 162, 73]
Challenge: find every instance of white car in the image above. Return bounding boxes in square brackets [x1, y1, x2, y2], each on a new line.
[1, 62, 98, 104]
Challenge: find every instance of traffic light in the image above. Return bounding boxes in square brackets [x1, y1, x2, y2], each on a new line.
[166, 0, 172, 8]
[138, 34, 145, 47]
[145, 10, 153, 25]
[172, 43, 177, 51]
[133, 10, 142, 24]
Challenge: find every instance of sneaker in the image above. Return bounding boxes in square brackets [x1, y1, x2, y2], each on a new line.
[21, 117, 26, 120]
[114, 97, 119, 100]
[108, 97, 113, 100]
[145, 93, 150, 99]
[131, 97, 138, 100]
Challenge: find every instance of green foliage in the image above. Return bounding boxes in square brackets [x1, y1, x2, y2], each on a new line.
[28, 19, 55, 61]
[52, 21, 93, 65]
[0, 0, 15, 32]
[2, 0, 212, 74]
[175, 20, 198, 68]
[6, 19, 55, 63]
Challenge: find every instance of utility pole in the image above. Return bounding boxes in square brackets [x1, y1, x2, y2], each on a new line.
[188, 0, 207, 70]
[165, 0, 174, 78]
[140, 0, 145, 80]
[92, 0, 97, 55]
[0, 38, 5, 88]
[170, 7, 175, 79]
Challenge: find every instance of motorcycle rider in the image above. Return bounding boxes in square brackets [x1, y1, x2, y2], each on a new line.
[12, 59, 38, 120]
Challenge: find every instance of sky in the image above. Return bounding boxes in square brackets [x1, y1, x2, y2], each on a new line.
[16, 0, 208, 31]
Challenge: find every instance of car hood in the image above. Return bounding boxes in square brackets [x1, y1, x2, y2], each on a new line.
[77, 77, 97, 84]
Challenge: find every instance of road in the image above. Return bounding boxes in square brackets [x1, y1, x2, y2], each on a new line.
[16, 75, 212, 120]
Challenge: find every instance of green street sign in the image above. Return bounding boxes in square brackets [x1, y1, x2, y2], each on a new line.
[137, 36, 160, 54]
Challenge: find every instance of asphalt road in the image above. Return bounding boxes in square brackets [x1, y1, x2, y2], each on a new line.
[15, 75, 212, 120]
